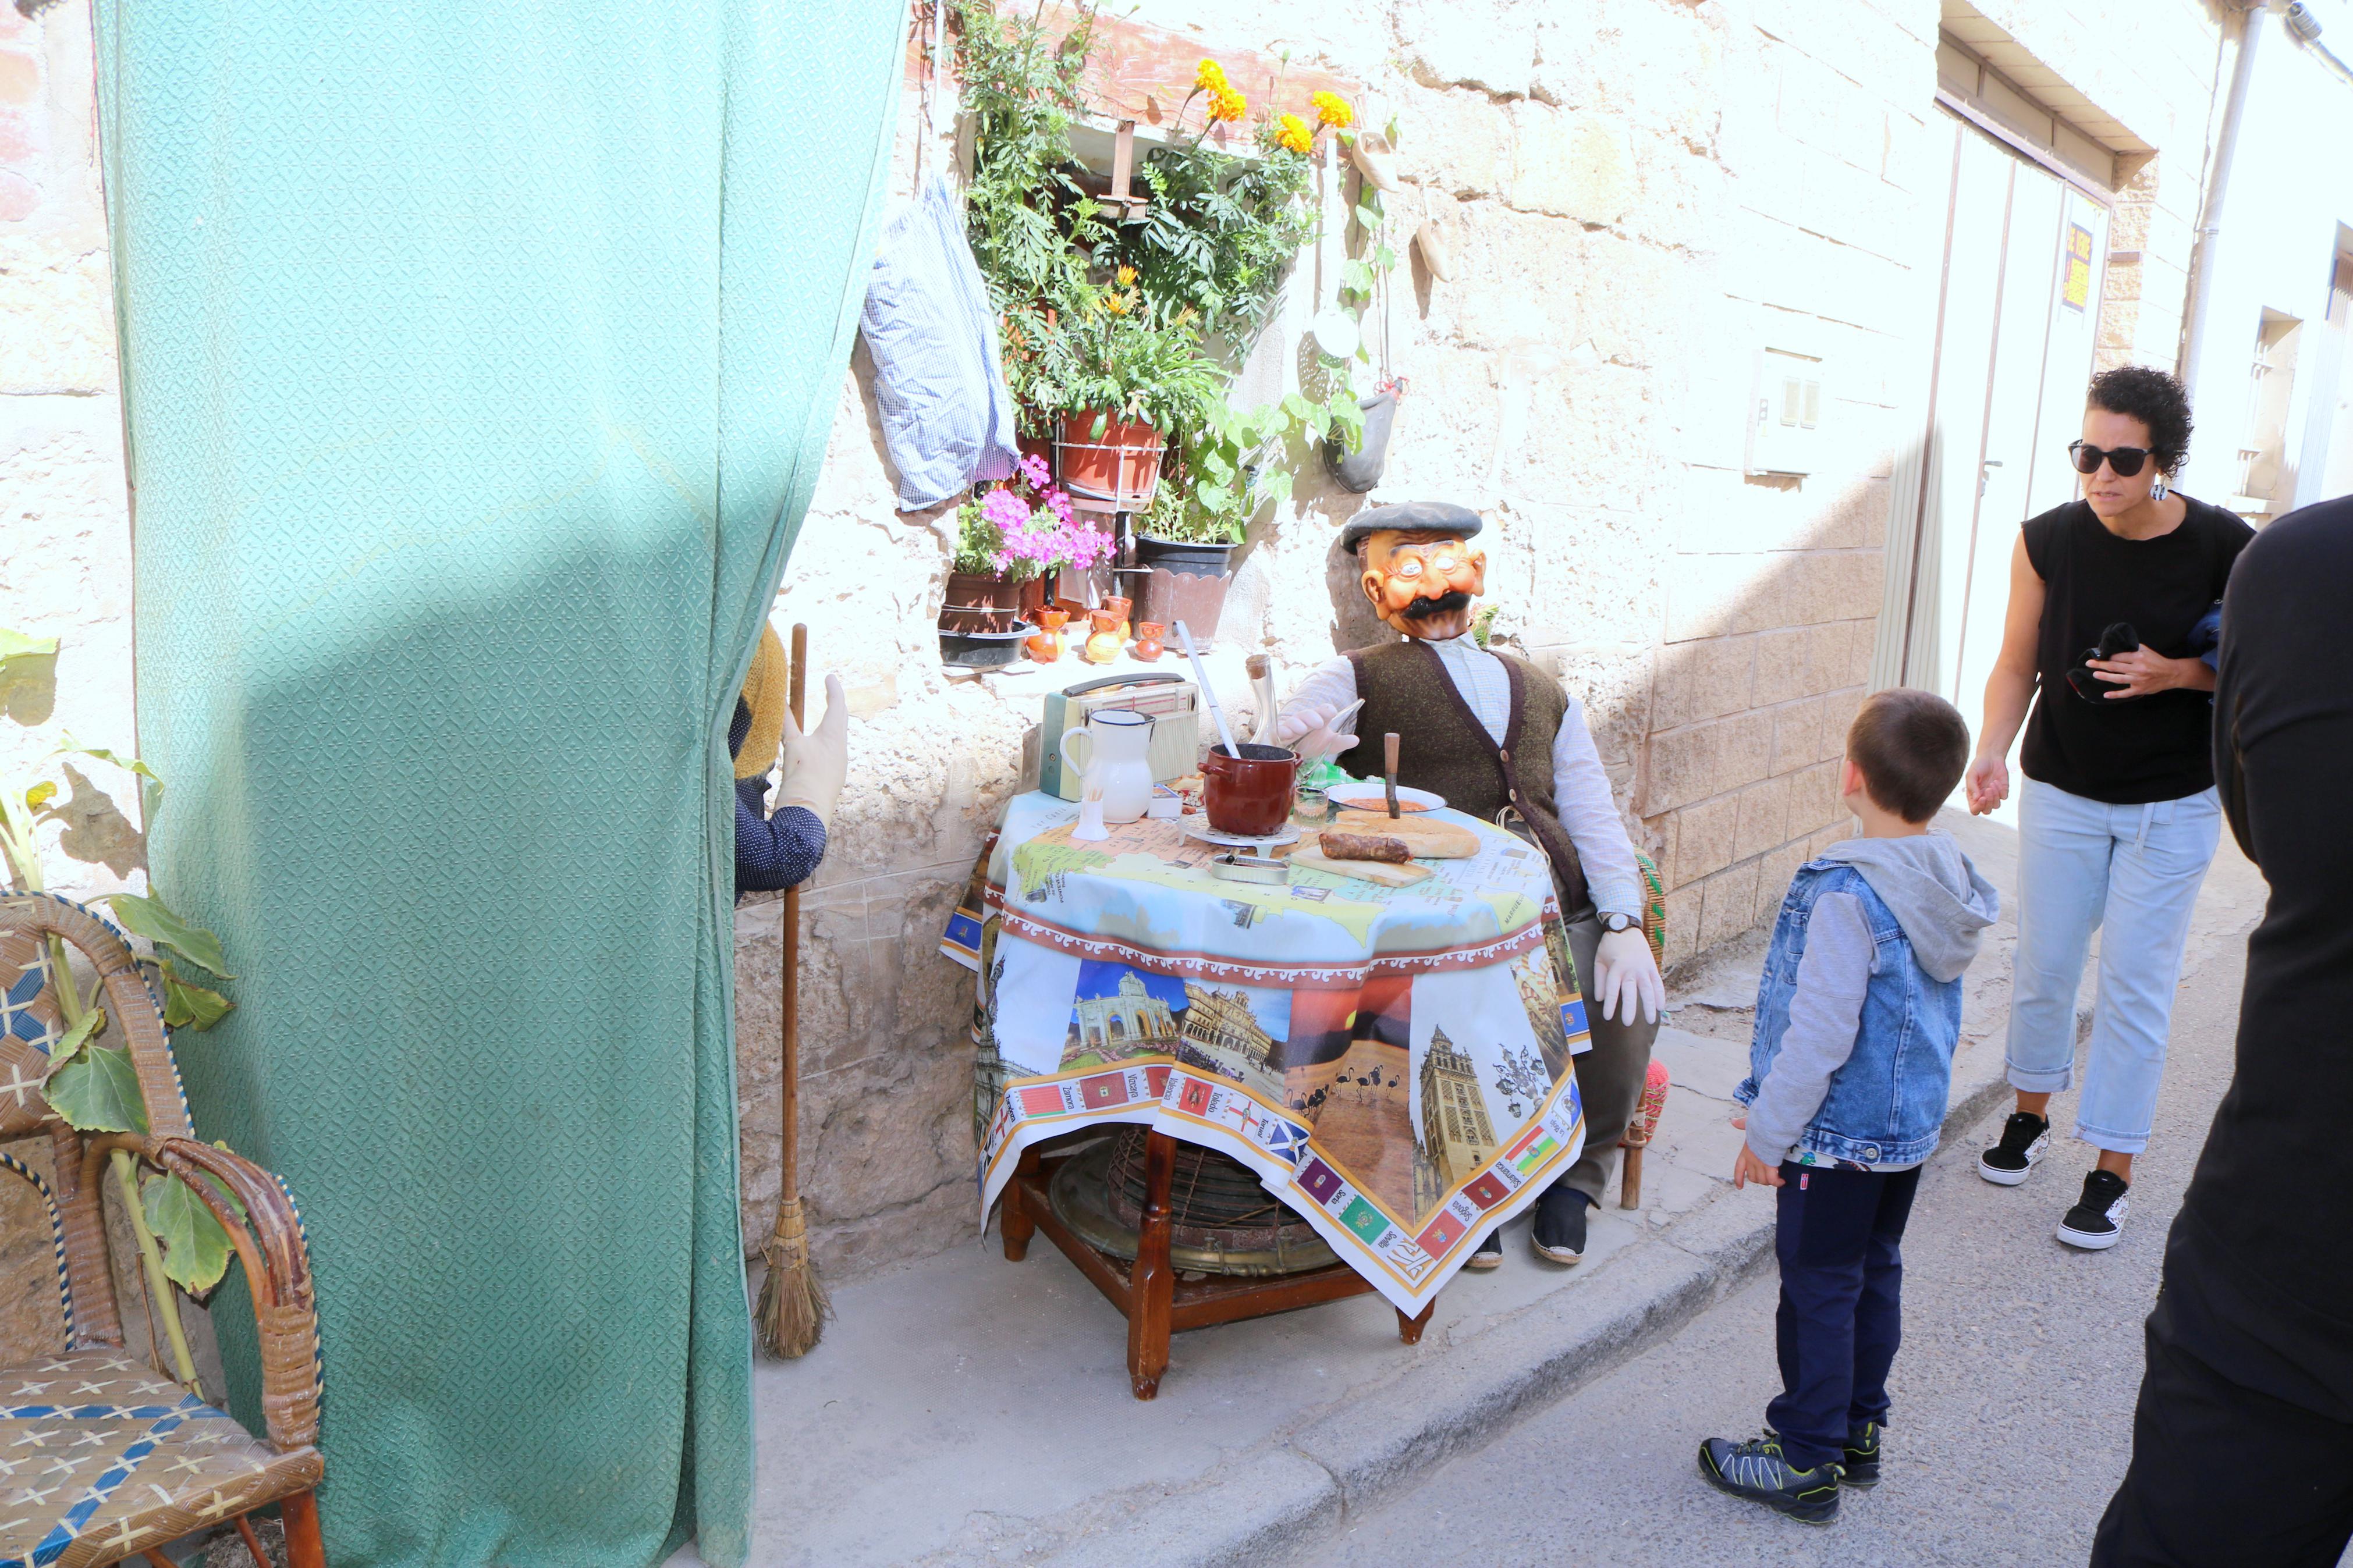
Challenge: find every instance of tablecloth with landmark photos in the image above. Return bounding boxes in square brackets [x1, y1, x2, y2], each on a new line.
[942, 791, 1592, 1314]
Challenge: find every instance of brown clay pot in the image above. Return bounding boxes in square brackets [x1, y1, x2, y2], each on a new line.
[1132, 620, 1165, 662]
[1025, 609, 1069, 664]
[942, 570, 1023, 634]
[1055, 411, 1165, 509]
[1201, 743, 1300, 838]
[1084, 609, 1124, 665]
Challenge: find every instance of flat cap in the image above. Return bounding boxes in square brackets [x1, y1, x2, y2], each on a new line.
[1339, 502, 1484, 555]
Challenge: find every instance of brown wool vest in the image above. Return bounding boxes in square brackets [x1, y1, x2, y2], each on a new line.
[1335, 640, 1590, 915]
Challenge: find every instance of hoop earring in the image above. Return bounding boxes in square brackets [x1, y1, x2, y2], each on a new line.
[2151, 472, 2170, 502]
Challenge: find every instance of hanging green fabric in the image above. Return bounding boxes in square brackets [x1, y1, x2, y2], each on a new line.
[94, 2, 906, 1562]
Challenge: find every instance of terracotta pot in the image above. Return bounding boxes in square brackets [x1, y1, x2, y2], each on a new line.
[1018, 575, 1050, 621]
[942, 570, 1023, 634]
[1201, 743, 1300, 838]
[1102, 595, 1133, 642]
[1025, 608, 1070, 664]
[1084, 609, 1124, 665]
[1132, 621, 1165, 662]
[1133, 536, 1239, 649]
[1055, 411, 1165, 508]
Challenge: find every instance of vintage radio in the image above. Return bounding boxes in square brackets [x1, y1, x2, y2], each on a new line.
[1038, 673, 1201, 800]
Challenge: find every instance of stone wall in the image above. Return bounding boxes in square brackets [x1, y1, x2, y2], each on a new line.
[2, 0, 2251, 1295]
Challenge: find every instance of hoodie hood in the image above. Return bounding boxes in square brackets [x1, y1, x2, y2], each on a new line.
[1821, 833, 2000, 983]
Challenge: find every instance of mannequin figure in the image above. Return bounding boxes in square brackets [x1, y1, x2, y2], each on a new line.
[1279, 501, 1663, 1268]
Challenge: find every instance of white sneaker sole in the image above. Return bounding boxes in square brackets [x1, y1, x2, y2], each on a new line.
[2056, 1219, 2123, 1250]
[1978, 1131, 2050, 1186]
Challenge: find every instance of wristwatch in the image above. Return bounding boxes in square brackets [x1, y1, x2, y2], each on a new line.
[1598, 910, 1637, 934]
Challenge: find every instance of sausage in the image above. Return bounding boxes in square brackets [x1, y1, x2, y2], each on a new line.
[1319, 831, 1412, 863]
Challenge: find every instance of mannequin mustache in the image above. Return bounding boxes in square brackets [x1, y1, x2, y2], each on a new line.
[1399, 590, 1473, 620]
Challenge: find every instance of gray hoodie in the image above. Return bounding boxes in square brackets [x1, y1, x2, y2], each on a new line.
[1820, 833, 2001, 983]
[1742, 833, 2000, 1168]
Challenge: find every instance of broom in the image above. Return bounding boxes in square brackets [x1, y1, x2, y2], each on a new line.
[757, 621, 831, 1357]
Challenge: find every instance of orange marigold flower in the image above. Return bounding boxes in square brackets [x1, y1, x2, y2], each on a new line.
[1274, 112, 1312, 154]
[1115, 265, 1138, 287]
[1208, 84, 1247, 123]
[1106, 290, 1132, 315]
[1194, 58, 1227, 92]
[1311, 90, 1354, 129]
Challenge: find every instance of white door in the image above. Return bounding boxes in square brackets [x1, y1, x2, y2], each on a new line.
[1893, 116, 2109, 820]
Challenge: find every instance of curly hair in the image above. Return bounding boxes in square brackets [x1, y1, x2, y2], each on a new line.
[2086, 365, 2194, 474]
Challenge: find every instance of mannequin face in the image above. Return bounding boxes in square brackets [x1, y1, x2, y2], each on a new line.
[1360, 528, 1487, 640]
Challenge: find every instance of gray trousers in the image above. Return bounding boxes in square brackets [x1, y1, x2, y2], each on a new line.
[1551, 912, 1661, 1206]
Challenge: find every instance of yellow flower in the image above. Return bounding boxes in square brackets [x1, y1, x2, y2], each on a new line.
[1208, 84, 1247, 124]
[24, 781, 55, 811]
[1312, 90, 1354, 129]
[1106, 291, 1131, 315]
[1194, 58, 1227, 92]
[1274, 112, 1312, 154]
[1116, 265, 1137, 287]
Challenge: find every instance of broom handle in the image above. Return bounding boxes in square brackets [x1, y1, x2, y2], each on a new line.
[780, 624, 808, 1201]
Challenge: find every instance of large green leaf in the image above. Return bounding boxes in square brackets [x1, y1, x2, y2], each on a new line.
[58, 734, 164, 824]
[100, 893, 235, 979]
[143, 1171, 246, 1295]
[44, 1044, 147, 1133]
[0, 628, 58, 667]
[47, 1007, 104, 1069]
[159, 963, 234, 1031]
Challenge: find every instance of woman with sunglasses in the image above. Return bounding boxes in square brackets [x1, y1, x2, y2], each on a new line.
[1962, 365, 2252, 1251]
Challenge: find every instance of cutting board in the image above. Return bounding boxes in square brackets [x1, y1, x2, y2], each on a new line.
[1328, 809, 1480, 859]
[1288, 848, 1434, 886]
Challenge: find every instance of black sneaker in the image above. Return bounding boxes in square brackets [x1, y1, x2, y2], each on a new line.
[2057, 1169, 2130, 1250]
[1978, 1111, 2050, 1186]
[1529, 1184, 1589, 1265]
[1464, 1229, 1503, 1270]
[1842, 1422, 1881, 1488]
[1698, 1434, 1841, 1524]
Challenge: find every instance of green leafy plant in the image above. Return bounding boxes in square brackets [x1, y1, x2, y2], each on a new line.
[1102, 124, 1318, 346]
[2, 627, 244, 1382]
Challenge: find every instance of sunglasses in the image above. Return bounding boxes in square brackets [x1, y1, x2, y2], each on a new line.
[2069, 440, 2153, 478]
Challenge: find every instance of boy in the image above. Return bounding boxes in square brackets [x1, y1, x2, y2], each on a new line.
[1699, 689, 1999, 1524]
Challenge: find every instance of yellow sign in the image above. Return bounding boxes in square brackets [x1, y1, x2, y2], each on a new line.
[2063, 221, 2095, 312]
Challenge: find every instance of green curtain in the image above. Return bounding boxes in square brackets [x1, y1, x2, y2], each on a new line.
[94, 3, 904, 1563]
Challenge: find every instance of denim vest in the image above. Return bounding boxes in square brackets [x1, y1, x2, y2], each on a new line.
[1734, 861, 1962, 1168]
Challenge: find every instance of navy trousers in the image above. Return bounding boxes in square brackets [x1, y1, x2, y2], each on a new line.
[1766, 1162, 1922, 1470]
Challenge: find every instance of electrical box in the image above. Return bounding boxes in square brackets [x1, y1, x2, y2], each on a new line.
[1747, 346, 1826, 477]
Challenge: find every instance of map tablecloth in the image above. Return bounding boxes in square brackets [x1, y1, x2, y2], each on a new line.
[941, 791, 1590, 1313]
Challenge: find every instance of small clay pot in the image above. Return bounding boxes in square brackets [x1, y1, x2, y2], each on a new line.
[1025, 608, 1070, 663]
[1102, 595, 1133, 643]
[1201, 742, 1300, 838]
[1132, 620, 1165, 662]
[1084, 608, 1124, 665]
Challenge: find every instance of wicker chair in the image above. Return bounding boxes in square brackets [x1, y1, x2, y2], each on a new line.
[0, 892, 324, 1568]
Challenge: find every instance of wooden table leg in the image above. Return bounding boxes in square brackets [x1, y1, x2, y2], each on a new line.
[1620, 1142, 1645, 1210]
[1127, 1129, 1177, 1400]
[1002, 1144, 1039, 1261]
[1396, 1301, 1435, 1345]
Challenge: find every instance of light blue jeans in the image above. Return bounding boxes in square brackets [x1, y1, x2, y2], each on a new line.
[2005, 778, 2222, 1153]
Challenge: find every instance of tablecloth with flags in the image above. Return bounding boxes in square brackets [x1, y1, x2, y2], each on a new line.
[941, 791, 1591, 1313]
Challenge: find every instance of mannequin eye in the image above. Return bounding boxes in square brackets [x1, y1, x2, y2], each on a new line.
[1393, 558, 1424, 578]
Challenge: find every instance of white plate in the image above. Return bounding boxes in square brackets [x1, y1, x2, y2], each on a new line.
[1183, 821, 1303, 849]
[1322, 782, 1447, 814]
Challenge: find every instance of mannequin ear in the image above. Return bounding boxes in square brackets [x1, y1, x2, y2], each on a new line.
[1361, 567, 1384, 608]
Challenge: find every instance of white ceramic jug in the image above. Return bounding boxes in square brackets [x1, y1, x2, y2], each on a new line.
[1059, 709, 1155, 825]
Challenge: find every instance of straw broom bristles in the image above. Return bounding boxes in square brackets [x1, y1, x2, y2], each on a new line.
[755, 622, 829, 1360]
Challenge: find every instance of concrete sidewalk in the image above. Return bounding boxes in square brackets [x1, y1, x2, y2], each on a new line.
[732, 810, 2267, 1568]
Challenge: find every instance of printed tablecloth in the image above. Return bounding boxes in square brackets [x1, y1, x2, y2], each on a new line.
[942, 791, 1589, 1313]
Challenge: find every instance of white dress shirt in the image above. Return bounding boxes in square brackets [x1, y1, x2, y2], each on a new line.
[1281, 637, 1645, 919]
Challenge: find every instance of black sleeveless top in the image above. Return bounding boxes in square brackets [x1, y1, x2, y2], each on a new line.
[2018, 496, 2252, 805]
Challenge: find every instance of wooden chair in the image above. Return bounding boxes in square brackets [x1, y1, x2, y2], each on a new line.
[0, 893, 325, 1568]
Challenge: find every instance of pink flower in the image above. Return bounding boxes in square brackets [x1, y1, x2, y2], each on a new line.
[979, 487, 1031, 531]
[1019, 452, 1055, 492]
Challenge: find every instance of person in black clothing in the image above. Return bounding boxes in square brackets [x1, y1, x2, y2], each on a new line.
[2091, 494, 2353, 1566]
[1962, 367, 2252, 1250]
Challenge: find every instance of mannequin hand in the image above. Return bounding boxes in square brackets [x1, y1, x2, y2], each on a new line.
[1274, 702, 1357, 762]
[1964, 752, 2009, 816]
[776, 673, 849, 826]
[1593, 926, 1663, 1025]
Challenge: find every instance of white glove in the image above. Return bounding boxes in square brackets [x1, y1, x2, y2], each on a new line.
[775, 673, 849, 827]
[1273, 701, 1358, 762]
[1592, 925, 1663, 1026]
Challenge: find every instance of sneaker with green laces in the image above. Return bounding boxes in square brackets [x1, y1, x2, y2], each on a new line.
[1697, 1433, 1843, 1524]
[1841, 1421, 1881, 1488]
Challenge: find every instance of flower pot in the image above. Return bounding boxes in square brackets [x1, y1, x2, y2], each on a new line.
[1018, 575, 1050, 622]
[1133, 535, 1240, 648]
[942, 570, 1024, 634]
[1323, 390, 1397, 495]
[940, 624, 1034, 670]
[1055, 411, 1165, 509]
